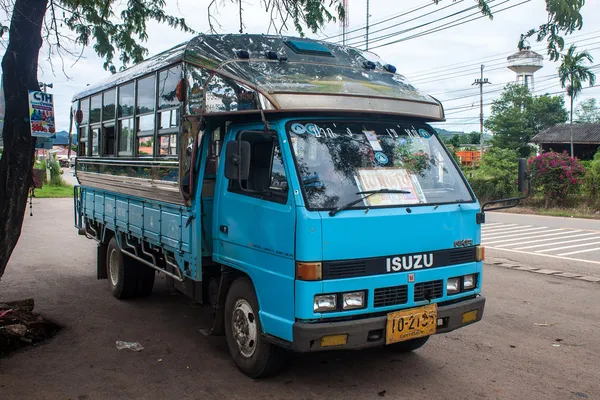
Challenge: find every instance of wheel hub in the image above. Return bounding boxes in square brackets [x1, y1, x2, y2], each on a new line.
[109, 249, 119, 286]
[232, 299, 257, 358]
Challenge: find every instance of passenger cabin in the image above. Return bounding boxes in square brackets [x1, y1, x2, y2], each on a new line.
[73, 34, 445, 208]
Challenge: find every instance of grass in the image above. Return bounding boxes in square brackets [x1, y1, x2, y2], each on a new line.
[34, 184, 73, 198]
[496, 195, 600, 220]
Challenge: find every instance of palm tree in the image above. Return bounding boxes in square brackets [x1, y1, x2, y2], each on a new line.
[558, 45, 597, 157]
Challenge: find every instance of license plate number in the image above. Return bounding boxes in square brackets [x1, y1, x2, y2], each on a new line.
[386, 304, 437, 345]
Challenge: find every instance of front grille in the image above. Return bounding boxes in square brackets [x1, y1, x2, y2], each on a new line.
[414, 280, 443, 302]
[324, 261, 367, 278]
[374, 285, 408, 307]
[448, 247, 476, 264]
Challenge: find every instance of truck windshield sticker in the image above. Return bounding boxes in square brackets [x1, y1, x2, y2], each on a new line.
[363, 130, 383, 151]
[291, 123, 306, 134]
[355, 168, 426, 205]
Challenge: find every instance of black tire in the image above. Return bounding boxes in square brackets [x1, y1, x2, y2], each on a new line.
[106, 237, 138, 299]
[386, 336, 430, 353]
[224, 278, 286, 378]
[135, 260, 155, 297]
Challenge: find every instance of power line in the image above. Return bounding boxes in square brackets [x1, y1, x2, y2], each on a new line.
[369, 0, 531, 51]
[336, 0, 466, 46]
[323, 0, 436, 41]
[412, 32, 600, 81]
[411, 41, 600, 86]
[347, 0, 494, 49]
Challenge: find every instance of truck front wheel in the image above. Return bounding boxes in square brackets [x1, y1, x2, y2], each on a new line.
[224, 278, 286, 378]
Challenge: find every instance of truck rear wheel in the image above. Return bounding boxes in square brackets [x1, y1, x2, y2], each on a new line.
[224, 278, 286, 378]
[386, 336, 430, 353]
[106, 236, 139, 299]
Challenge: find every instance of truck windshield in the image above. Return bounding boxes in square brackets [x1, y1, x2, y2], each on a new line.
[287, 121, 474, 211]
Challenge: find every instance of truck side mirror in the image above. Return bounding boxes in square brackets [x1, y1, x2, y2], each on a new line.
[225, 140, 251, 181]
[518, 158, 527, 193]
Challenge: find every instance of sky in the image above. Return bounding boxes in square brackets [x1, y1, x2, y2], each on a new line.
[3, 0, 599, 133]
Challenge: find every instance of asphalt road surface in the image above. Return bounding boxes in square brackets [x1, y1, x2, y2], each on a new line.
[485, 212, 600, 277]
[1, 200, 599, 399]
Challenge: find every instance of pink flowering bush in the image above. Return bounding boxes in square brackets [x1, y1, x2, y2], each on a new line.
[529, 151, 586, 208]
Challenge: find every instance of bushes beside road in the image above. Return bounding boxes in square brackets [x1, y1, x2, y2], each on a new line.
[465, 148, 600, 214]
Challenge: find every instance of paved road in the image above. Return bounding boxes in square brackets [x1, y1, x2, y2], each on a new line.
[485, 212, 600, 277]
[1, 200, 599, 399]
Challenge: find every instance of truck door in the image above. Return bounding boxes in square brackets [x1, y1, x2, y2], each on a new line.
[216, 129, 296, 341]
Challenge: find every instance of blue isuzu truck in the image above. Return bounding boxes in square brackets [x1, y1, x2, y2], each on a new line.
[73, 34, 525, 378]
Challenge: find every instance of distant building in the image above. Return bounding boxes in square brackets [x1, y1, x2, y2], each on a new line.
[531, 123, 600, 160]
[507, 47, 543, 93]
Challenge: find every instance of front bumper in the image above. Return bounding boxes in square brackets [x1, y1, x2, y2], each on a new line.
[292, 295, 485, 352]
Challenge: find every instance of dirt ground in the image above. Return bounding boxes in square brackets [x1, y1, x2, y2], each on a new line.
[1, 199, 599, 400]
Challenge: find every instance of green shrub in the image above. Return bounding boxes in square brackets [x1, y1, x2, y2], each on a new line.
[467, 148, 520, 201]
[582, 150, 600, 207]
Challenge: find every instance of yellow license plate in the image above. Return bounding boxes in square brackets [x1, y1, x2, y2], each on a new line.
[386, 304, 437, 345]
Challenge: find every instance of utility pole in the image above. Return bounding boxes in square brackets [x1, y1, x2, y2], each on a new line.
[472, 65, 491, 159]
[38, 82, 54, 182]
[365, 0, 370, 50]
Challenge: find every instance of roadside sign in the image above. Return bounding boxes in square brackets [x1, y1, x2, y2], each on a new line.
[28, 90, 56, 138]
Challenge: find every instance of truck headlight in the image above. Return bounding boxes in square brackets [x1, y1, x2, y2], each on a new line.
[342, 291, 365, 310]
[463, 274, 476, 290]
[314, 294, 337, 312]
[447, 277, 461, 294]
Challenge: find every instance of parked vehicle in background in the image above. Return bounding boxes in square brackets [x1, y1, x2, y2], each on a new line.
[73, 34, 526, 378]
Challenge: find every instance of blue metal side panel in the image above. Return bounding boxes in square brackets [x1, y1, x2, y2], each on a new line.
[116, 200, 128, 231]
[94, 194, 104, 222]
[295, 262, 483, 320]
[104, 195, 116, 230]
[143, 206, 161, 242]
[128, 201, 144, 237]
[161, 210, 182, 250]
[84, 191, 94, 219]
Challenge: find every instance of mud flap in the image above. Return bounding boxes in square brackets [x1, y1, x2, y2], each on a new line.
[199, 268, 236, 336]
[97, 242, 108, 280]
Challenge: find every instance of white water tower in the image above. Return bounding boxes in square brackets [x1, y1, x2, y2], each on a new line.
[507, 47, 543, 93]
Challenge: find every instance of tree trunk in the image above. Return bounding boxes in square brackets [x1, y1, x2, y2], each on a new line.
[570, 95, 574, 157]
[0, 0, 48, 278]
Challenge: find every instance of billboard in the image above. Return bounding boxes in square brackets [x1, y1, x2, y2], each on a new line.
[28, 90, 56, 138]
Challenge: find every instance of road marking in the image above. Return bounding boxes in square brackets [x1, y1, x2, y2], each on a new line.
[487, 246, 600, 266]
[482, 222, 504, 227]
[514, 235, 600, 250]
[485, 230, 582, 246]
[535, 241, 600, 253]
[559, 247, 600, 256]
[481, 224, 520, 232]
[483, 226, 549, 238]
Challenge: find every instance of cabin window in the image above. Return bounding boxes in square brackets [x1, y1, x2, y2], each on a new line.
[78, 98, 90, 156]
[228, 132, 289, 204]
[103, 124, 116, 156]
[185, 64, 210, 115]
[136, 75, 155, 114]
[91, 126, 100, 156]
[103, 90, 116, 121]
[137, 114, 154, 156]
[90, 95, 102, 124]
[158, 65, 181, 110]
[78, 127, 88, 156]
[118, 83, 135, 117]
[118, 118, 134, 156]
[79, 98, 90, 125]
[159, 134, 177, 156]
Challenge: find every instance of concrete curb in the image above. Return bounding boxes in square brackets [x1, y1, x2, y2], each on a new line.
[486, 261, 600, 283]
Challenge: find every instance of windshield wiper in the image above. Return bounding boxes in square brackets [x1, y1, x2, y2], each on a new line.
[328, 188, 412, 217]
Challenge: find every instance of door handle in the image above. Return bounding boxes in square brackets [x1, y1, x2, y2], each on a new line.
[220, 225, 228, 234]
